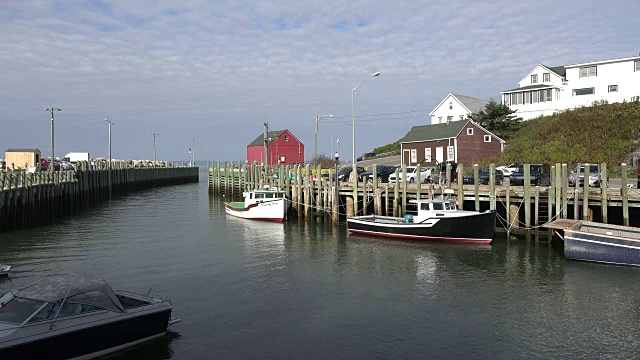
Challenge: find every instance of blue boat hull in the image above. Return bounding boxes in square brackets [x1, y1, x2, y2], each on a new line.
[564, 230, 640, 266]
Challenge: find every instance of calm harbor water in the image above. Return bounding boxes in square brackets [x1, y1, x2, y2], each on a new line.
[1, 168, 640, 359]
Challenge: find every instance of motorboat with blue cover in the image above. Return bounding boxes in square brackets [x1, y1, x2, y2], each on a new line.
[0, 274, 180, 359]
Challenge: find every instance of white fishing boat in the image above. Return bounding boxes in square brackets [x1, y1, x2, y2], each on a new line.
[0, 265, 10, 277]
[225, 187, 291, 222]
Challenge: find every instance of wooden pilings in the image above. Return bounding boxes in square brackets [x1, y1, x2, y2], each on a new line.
[208, 162, 640, 236]
[1, 163, 198, 232]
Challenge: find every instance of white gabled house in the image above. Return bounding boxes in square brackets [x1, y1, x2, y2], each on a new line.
[429, 93, 485, 124]
[501, 55, 640, 120]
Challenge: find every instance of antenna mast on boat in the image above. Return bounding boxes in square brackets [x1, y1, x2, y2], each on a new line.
[263, 122, 269, 167]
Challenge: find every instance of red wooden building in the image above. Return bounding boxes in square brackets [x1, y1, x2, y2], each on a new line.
[247, 129, 304, 166]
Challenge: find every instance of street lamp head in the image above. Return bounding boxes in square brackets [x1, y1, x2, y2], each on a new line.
[57, 108, 61, 111]
[372, 72, 381, 77]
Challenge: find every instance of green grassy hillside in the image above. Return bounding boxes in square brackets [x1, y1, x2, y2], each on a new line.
[488, 101, 640, 170]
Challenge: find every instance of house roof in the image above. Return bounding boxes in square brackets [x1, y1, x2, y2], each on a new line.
[451, 93, 485, 114]
[546, 65, 566, 77]
[429, 93, 485, 116]
[247, 130, 286, 147]
[401, 120, 469, 143]
[6, 148, 41, 153]
[501, 84, 555, 93]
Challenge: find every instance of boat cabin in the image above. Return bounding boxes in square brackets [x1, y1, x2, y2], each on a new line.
[242, 188, 287, 207]
[406, 200, 460, 223]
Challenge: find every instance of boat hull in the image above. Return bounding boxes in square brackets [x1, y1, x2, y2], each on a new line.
[225, 198, 290, 222]
[0, 309, 172, 360]
[347, 211, 496, 243]
[564, 230, 640, 266]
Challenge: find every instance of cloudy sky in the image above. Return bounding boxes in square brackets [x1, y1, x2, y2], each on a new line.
[1, 0, 639, 162]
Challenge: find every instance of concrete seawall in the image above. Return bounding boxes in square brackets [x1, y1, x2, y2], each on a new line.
[0, 161, 199, 232]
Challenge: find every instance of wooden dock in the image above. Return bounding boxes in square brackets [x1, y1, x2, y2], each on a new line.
[0, 161, 199, 231]
[208, 161, 640, 238]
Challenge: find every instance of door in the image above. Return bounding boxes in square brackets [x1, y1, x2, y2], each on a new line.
[435, 147, 444, 163]
[402, 150, 410, 165]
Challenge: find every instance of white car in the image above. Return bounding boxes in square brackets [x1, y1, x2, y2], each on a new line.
[388, 166, 432, 183]
[496, 163, 518, 177]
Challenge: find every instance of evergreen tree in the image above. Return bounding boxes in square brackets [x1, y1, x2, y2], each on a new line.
[467, 98, 523, 140]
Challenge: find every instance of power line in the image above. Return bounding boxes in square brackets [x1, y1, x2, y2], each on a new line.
[328, 109, 431, 119]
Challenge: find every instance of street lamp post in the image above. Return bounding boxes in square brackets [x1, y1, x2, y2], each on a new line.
[314, 114, 333, 165]
[45, 107, 61, 171]
[352, 72, 380, 178]
[106, 119, 113, 199]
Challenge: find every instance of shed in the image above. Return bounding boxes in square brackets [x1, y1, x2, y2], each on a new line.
[247, 129, 304, 166]
[5, 149, 41, 170]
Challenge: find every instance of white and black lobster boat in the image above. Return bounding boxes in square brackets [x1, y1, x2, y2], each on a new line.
[0, 274, 180, 359]
[347, 199, 496, 243]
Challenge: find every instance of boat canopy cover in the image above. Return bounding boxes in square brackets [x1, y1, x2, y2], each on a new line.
[13, 274, 126, 313]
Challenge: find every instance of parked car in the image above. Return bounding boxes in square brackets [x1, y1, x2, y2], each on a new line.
[59, 160, 75, 170]
[509, 163, 551, 186]
[358, 165, 398, 183]
[388, 166, 432, 184]
[39, 159, 60, 171]
[496, 163, 519, 177]
[462, 168, 504, 185]
[356, 152, 376, 161]
[337, 166, 366, 182]
[568, 163, 606, 187]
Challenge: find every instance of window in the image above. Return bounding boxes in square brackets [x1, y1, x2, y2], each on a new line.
[467, 128, 473, 135]
[438, 116, 442, 124]
[531, 74, 538, 84]
[447, 146, 454, 161]
[449, 102, 453, 110]
[425, 148, 431, 162]
[546, 89, 553, 102]
[484, 135, 491, 143]
[608, 85, 618, 92]
[524, 92, 531, 104]
[579, 66, 597, 77]
[410, 149, 417, 163]
[573, 88, 595, 96]
[636, 60, 640, 72]
[539, 90, 546, 102]
[532, 91, 538, 103]
[459, 115, 464, 120]
[543, 73, 550, 82]
[284, 136, 289, 142]
[446, 116, 453, 123]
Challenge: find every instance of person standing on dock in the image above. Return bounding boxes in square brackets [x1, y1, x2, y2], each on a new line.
[637, 165, 640, 188]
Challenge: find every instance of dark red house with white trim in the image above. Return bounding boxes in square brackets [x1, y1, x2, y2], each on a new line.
[399, 120, 505, 167]
[247, 129, 304, 166]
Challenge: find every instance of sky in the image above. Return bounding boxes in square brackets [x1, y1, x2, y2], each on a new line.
[1, 0, 639, 163]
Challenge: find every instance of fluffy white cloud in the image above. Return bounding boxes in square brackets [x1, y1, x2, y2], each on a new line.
[1, 0, 638, 161]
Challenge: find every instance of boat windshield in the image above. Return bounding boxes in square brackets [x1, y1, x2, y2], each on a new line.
[432, 202, 444, 210]
[0, 292, 45, 324]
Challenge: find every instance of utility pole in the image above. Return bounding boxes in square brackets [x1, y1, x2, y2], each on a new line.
[150, 132, 159, 164]
[263, 122, 268, 167]
[314, 114, 333, 166]
[45, 107, 61, 171]
[106, 119, 113, 199]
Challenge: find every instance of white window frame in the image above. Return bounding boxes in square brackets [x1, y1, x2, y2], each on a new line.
[438, 116, 442, 124]
[449, 102, 453, 110]
[459, 115, 464, 120]
[608, 85, 618, 93]
[580, 66, 597, 77]
[425, 148, 431, 162]
[635, 60, 640, 72]
[467, 128, 473, 135]
[543, 73, 550, 82]
[484, 135, 491, 143]
[531, 74, 538, 84]
[410, 149, 417, 163]
[447, 146, 454, 161]
[446, 116, 453, 123]
[284, 136, 289, 142]
[573, 88, 595, 96]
